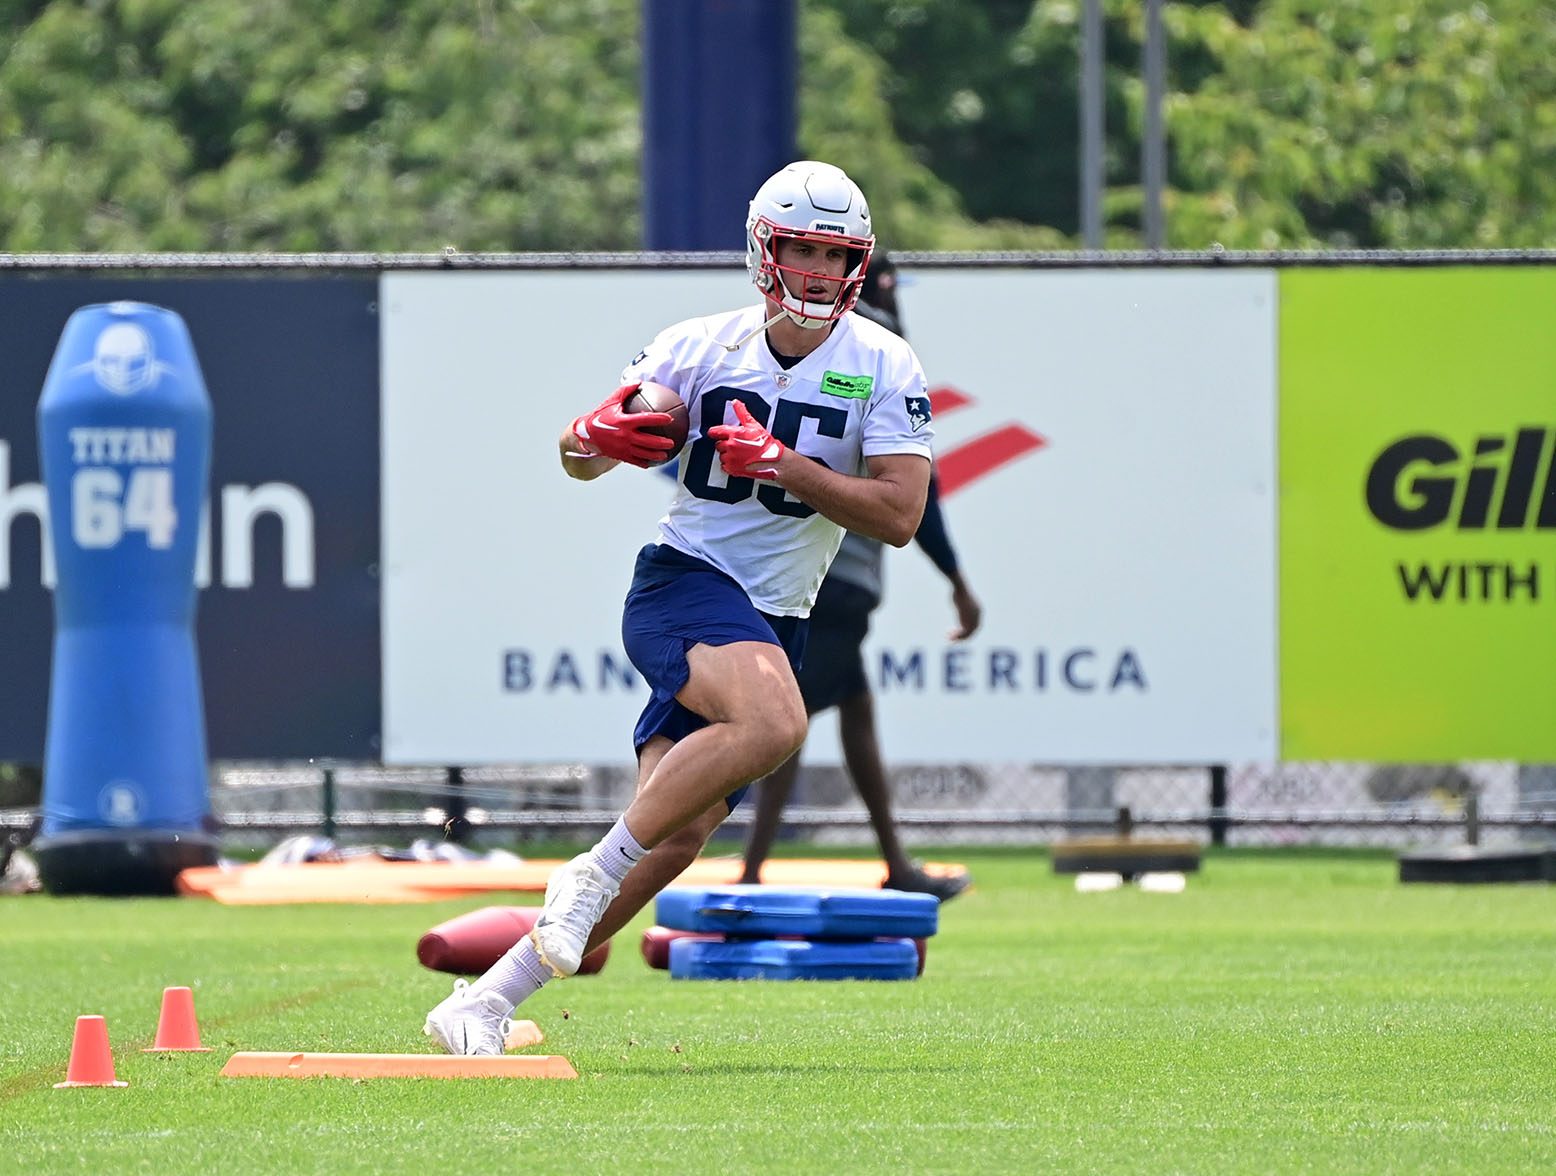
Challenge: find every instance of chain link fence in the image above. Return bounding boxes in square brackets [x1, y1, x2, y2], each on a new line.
[6, 760, 1555, 859]
[175, 759, 1556, 853]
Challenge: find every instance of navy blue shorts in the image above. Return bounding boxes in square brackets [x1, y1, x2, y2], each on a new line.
[795, 577, 877, 713]
[621, 544, 808, 811]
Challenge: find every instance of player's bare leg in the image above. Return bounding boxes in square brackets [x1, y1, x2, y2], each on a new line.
[528, 640, 802, 978]
[583, 737, 728, 953]
[623, 639, 808, 846]
[427, 740, 733, 1054]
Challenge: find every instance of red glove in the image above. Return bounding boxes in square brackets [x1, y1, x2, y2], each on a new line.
[567, 383, 677, 468]
[709, 399, 786, 481]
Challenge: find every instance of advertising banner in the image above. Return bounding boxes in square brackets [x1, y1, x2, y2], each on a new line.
[1280, 268, 1556, 760]
[0, 278, 380, 761]
[383, 268, 1278, 764]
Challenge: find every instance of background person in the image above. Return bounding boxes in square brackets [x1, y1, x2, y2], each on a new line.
[739, 252, 981, 901]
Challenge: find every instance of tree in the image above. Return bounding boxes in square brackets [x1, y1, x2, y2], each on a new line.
[798, 2, 1069, 250]
[825, 0, 1556, 249]
[822, 0, 1089, 232]
[1166, 0, 1556, 248]
[0, 0, 1030, 252]
[0, 0, 646, 251]
[3, 1, 1553, 252]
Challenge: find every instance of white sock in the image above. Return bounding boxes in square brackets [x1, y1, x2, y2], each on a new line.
[590, 816, 648, 887]
[468, 937, 552, 1009]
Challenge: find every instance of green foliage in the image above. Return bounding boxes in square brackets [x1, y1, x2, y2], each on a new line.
[0, 0, 645, 251]
[0, 0, 1022, 252]
[1167, 0, 1556, 248]
[821, 0, 1090, 232]
[1, 1, 1554, 251]
[798, 3, 1069, 250]
[821, 0, 1556, 249]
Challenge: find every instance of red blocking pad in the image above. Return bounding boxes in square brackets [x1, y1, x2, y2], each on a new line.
[654, 885, 939, 940]
[641, 926, 724, 970]
[417, 906, 611, 975]
[669, 936, 920, 981]
[642, 925, 927, 976]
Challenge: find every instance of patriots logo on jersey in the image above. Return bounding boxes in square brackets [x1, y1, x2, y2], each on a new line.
[905, 395, 932, 433]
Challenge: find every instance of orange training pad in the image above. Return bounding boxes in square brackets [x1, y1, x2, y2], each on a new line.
[220, 1051, 577, 1079]
[176, 860, 558, 902]
[176, 856, 964, 905]
[504, 1019, 545, 1050]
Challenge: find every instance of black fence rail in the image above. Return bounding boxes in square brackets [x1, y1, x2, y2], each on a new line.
[11, 760, 1551, 853]
[3, 762, 1556, 852]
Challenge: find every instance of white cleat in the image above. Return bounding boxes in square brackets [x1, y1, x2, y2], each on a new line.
[530, 853, 620, 978]
[423, 979, 513, 1056]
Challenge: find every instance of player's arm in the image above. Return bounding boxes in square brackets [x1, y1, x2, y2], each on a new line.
[559, 382, 675, 481]
[559, 421, 620, 480]
[787, 451, 930, 547]
[710, 401, 928, 545]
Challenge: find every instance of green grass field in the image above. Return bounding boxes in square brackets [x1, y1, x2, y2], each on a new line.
[3, 847, 1555, 1175]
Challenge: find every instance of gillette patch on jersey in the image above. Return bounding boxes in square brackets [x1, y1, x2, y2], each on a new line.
[821, 371, 873, 399]
[904, 395, 932, 432]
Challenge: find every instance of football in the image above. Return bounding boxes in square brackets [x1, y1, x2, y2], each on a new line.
[622, 380, 690, 465]
[417, 905, 612, 976]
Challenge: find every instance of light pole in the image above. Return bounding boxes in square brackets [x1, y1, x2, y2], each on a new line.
[1142, 0, 1167, 250]
[1080, 0, 1104, 249]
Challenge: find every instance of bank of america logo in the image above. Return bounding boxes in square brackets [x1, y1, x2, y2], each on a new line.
[928, 386, 1047, 496]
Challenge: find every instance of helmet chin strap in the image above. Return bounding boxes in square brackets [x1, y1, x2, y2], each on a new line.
[721, 307, 790, 353]
[723, 267, 850, 354]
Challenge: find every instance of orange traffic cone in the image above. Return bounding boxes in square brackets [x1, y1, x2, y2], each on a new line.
[55, 1015, 128, 1087]
[143, 986, 212, 1052]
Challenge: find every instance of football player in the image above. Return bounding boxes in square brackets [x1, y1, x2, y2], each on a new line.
[425, 160, 934, 1054]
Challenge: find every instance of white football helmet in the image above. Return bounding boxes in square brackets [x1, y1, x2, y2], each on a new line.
[746, 161, 874, 329]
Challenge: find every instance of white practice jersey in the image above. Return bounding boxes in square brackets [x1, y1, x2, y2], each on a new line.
[622, 304, 934, 616]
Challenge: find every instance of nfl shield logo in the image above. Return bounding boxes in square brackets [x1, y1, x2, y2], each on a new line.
[775, 373, 792, 390]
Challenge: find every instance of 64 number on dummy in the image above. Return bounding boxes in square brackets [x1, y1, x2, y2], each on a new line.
[71, 462, 177, 549]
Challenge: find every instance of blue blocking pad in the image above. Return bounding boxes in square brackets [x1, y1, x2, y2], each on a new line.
[669, 936, 920, 981]
[654, 885, 939, 940]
